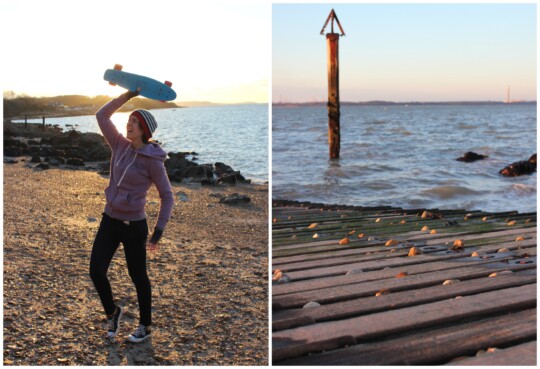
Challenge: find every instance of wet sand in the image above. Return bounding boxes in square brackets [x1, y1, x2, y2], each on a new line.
[3, 161, 268, 365]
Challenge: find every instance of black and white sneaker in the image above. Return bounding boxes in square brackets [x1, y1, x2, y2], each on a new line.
[127, 324, 151, 343]
[107, 306, 124, 338]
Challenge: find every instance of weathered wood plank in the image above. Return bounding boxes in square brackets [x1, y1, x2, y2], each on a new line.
[446, 341, 537, 366]
[275, 309, 536, 365]
[273, 208, 535, 249]
[273, 262, 536, 309]
[272, 207, 533, 227]
[273, 225, 534, 257]
[273, 227, 536, 264]
[273, 273, 536, 330]
[273, 237, 535, 272]
[281, 239, 535, 282]
[272, 284, 536, 362]
[273, 246, 536, 296]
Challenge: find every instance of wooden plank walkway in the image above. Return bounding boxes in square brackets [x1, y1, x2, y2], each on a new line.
[272, 200, 537, 365]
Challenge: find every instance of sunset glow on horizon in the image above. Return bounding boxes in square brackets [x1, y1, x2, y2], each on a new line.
[1, 0, 269, 104]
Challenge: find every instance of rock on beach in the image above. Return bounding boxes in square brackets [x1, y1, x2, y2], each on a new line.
[4, 122, 253, 185]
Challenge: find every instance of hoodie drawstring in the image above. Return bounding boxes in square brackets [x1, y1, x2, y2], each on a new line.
[115, 145, 130, 168]
[117, 153, 137, 187]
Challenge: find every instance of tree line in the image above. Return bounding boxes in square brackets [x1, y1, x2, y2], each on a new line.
[3, 92, 178, 118]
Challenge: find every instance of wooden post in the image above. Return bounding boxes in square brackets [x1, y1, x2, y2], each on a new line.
[321, 9, 345, 159]
[327, 33, 340, 159]
[42, 116, 45, 130]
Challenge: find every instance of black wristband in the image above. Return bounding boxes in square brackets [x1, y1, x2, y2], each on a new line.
[149, 227, 163, 244]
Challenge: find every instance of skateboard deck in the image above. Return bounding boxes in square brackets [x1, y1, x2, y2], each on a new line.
[103, 64, 177, 101]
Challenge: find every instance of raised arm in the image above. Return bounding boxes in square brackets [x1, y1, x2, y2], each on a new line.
[95, 91, 138, 148]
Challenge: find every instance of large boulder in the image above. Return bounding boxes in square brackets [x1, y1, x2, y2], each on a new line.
[3, 138, 28, 157]
[499, 154, 537, 177]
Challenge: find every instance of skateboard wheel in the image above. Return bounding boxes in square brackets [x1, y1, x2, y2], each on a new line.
[164, 81, 172, 87]
[109, 82, 116, 86]
[114, 64, 123, 71]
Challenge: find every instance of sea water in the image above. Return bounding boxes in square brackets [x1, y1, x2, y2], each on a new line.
[16, 104, 268, 182]
[272, 104, 537, 213]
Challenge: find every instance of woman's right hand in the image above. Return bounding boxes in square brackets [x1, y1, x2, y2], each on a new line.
[125, 86, 141, 99]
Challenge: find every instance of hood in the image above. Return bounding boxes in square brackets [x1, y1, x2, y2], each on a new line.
[135, 142, 168, 162]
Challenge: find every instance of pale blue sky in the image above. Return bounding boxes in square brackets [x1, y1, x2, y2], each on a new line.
[273, 3, 537, 102]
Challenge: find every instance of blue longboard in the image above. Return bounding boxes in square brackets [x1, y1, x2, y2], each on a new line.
[103, 64, 177, 101]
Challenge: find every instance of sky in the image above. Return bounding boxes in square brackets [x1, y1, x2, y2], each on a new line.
[273, 3, 537, 103]
[0, 0, 269, 103]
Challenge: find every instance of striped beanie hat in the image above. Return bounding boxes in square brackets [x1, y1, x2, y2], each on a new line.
[130, 109, 157, 140]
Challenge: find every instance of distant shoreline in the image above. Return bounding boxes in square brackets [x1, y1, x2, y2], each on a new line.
[273, 101, 537, 107]
[4, 102, 265, 121]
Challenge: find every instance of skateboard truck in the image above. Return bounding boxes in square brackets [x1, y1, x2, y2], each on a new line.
[320, 9, 345, 36]
[109, 64, 123, 86]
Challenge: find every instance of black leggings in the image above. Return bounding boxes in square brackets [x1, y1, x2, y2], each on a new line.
[89, 213, 151, 326]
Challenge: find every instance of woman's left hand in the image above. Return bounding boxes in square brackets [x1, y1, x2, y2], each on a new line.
[147, 241, 159, 255]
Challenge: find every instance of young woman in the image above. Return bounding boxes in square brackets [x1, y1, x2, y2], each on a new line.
[90, 90, 174, 343]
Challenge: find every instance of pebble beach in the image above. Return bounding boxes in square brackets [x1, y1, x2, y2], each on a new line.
[3, 161, 269, 365]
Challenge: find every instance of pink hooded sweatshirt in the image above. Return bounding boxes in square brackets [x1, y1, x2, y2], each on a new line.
[96, 94, 174, 234]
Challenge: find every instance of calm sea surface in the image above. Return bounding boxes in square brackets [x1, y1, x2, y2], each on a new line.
[16, 104, 268, 182]
[272, 104, 537, 213]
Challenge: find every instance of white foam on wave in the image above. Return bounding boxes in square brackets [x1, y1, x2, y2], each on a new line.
[510, 183, 536, 195]
[422, 185, 481, 200]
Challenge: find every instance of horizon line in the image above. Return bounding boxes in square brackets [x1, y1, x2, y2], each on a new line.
[272, 100, 537, 105]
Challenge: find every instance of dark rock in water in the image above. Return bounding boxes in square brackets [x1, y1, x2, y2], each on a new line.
[185, 164, 214, 180]
[164, 152, 251, 184]
[4, 138, 25, 147]
[4, 146, 23, 157]
[456, 152, 488, 162]
[28, 146, 42, 156]
[165, 152, 197, 181]
[219, 193, 251, 205]
[201, 179, 217, 186]
[67, 129, 81, 140]
[40, 131, 110, 161]
[49, 149, 66, 157]
[4, 138, 29, 156]
[35, 163, 50, 170]
[217, 172, 250, 185]
[183, 165, 206, 179]
[215, 162, 236, 176]
[499, 153, 537, 177]
[215, 162, 251, 185]
[66, 158, 85, 166]
[4, 123, 111, 161]
[46, 156, 66, 166]
[30, 155, 41, 163]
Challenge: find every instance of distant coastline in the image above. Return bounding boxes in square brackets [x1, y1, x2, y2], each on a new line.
[3, 93, 265, 120]
[272, 100, 537, 107]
